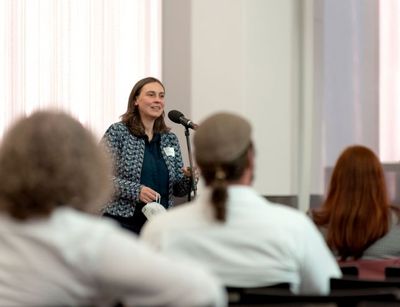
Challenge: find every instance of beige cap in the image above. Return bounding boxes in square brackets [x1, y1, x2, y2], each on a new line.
[194, 112, 252, 164]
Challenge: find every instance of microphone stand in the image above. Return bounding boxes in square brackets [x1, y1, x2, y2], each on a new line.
[184, 126, 197, 201]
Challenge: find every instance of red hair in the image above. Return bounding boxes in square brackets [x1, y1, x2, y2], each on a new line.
[312, 145, 390, 260]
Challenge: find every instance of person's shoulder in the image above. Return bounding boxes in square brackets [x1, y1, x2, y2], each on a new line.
[232, 186, 309, 221]
[104, 122, 138, 143]
[260, 198, 317, 231]
[161, 131, 178, 141]
[107, 122, 129, 133]
[52, 207, 124, 239]
[262, 196, 306, 217]
[103, 122, 130, 138]
[157, 202, 196, 222]
[390, 206, 400, 226]
[143, 202, 197, 233]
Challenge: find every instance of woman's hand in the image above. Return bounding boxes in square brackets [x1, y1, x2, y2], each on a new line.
[182, 166, 200, 182]
[139, 186, 159, 203]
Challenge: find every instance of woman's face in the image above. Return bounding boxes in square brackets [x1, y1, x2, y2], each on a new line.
[135, 82, 165, 121]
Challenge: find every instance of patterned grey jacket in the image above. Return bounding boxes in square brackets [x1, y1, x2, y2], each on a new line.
[101, 122, 191, 217]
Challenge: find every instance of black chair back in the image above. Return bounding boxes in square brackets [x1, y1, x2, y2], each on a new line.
[385, 266, 400, 279]
[340, 265, 359, 277]
[227, 283, 291, 305]
[228, 287, 400, 307]
[331, 277, 400, 290]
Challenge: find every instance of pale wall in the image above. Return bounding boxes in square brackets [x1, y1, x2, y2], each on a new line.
[163, 0, 303, 199]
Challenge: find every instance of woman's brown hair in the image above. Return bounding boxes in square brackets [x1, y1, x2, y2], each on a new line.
[198, 143, 253, 222]
[121, 77, 170, 136]
[0, 110, 112, 220]
[312, 145, 390, 260]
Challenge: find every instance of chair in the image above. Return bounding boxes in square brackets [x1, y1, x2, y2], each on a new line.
[310, 194, 324, 209]
[226, 283, 291, 305]
[228, 286, 400, 307]
[340, 265, 359, 277]
[358, 302, 400, 307]
[338, 258, 400, 280]
[385, 266, 400, 279]
[330, 277, 400, 290]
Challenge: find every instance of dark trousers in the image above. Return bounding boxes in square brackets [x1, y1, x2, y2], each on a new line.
[103, 203, 147, 235]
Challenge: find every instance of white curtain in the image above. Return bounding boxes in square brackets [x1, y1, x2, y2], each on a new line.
[0, 0, 162, 139]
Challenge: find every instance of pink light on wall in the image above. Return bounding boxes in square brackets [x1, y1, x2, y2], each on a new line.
[380, 0, 400, 161]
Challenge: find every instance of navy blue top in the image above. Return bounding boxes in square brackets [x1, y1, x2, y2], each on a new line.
[140, 133, 169, 208]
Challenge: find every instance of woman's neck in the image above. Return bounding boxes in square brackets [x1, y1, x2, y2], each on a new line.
[142, 117, 155, 140]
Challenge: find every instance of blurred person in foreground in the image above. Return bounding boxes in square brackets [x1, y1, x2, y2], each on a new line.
[141, 112, 341, 295]
[0, 110, 225, 307]
[311, 145, 400, 260]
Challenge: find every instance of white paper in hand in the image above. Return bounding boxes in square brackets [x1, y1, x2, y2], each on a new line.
[142, 194, 166, 220]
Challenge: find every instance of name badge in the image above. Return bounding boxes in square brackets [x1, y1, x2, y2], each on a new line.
[164, 147, 175, 157]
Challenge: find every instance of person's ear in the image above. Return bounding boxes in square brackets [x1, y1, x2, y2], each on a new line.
[247, 146, 255, 169]
[243, 146, 255, 185]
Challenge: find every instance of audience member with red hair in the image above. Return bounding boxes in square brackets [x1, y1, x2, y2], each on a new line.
[311, 145, 400, 260]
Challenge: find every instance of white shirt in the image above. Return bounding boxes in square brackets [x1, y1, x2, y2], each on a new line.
[141, 185, 342, 295]
[0, 207, 226, 307]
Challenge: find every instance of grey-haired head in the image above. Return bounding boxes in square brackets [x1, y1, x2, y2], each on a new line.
[194, 112, 252, 164]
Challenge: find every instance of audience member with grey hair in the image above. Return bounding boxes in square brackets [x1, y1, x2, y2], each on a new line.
[141, 112, 342, 295]
[0, 110, 226, 307]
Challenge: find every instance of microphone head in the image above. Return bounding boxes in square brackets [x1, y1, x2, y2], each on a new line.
[168, 110, 184, 123]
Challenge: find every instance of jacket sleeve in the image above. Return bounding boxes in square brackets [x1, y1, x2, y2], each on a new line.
[101, 123, 142, 202]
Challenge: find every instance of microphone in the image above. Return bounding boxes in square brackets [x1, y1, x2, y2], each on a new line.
[168, 110, 199, 130]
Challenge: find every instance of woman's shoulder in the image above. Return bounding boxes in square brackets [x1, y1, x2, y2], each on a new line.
[161, 131, 179, 143]
[361, 209, 400, 258]
[389, 206, 400, 226]
[104, 122, 140, 141]
[106, 122, 129, 133]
